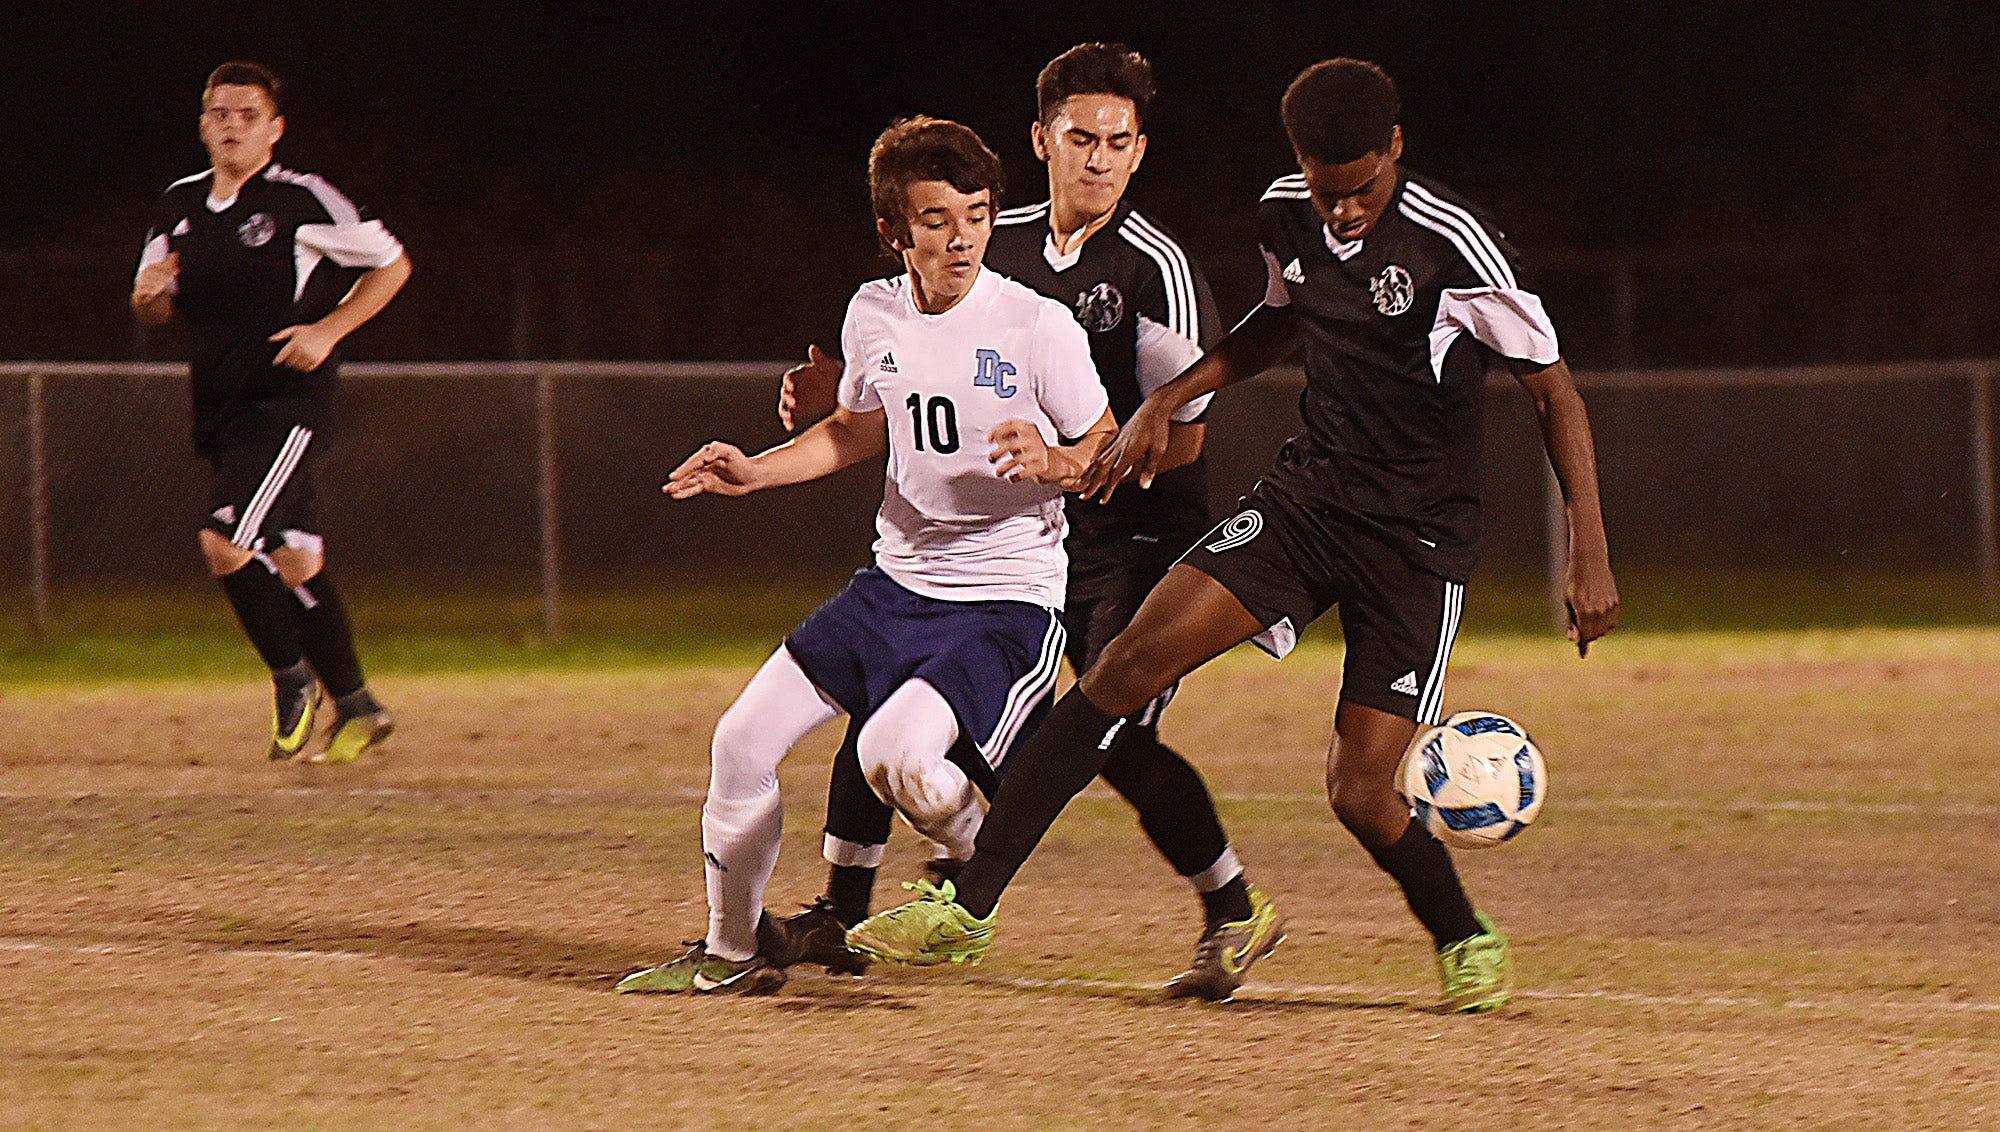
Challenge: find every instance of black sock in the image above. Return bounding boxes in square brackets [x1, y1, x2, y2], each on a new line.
[334, 687, 382, 716]
[1200, 875, 1253, 933]
[826, 864, 875, 927]
[217, 560, 304, 671]
[953, 687, 1125, 919]
[1365, 816, 1482, 948]
[1100, 725, 1231, 882]
[294, 571, 365, 698]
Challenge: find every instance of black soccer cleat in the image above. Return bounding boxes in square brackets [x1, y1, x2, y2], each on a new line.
[268, 671, 321, 760]
[757, 896, 869, 976]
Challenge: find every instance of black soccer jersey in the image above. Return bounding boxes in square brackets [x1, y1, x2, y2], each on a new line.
[1256, 168, 1560, 582]
[987, 200, 1221, 548]
[138, 162, 404, 452]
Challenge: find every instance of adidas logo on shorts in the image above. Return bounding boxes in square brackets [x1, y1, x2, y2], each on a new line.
[1390, 671, 1421, 696]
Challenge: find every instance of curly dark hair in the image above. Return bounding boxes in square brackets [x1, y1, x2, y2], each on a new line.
[1282, 58, 1399, 163]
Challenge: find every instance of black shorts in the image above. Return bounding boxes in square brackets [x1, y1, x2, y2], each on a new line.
[204, 400, 322, 555]
[1177, 482, 1465, 724]
[1065, 530, 1192, 727]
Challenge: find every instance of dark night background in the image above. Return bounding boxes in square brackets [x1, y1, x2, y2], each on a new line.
[3, 1, 1997, 365]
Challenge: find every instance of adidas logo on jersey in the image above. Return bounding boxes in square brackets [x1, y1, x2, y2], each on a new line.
[1389, 671, 1421, 696]
[878, 352, 898, 372]
[1283, 258, 1306, 284]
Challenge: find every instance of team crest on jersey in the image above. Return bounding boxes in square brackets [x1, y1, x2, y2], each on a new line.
[1370, 264, 1414, 316]
[1075, 282, 1125, 332]
[973, 348, 1017, 398]
[236, 212, 276, 248]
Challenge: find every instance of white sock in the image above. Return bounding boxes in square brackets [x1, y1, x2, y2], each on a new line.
[702, 789, 782, 961]
[857, 680, 983, 859]
[699, 646, 839, 961]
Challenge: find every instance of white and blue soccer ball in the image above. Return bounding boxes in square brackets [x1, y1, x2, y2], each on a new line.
[1399, 710, 1547, 850]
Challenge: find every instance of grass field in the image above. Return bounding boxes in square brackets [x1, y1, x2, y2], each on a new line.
[2, 615, 1997, 1129]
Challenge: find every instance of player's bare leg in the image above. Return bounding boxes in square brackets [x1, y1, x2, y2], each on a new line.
[850, 566, 1283, 971]
[946, 563, 1263, 919]
[1330, 699, 1509, 1011]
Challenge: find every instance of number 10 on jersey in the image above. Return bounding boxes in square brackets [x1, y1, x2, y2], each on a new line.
[906, 393, 960, 453]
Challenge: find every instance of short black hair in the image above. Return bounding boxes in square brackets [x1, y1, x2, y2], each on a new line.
[868, 116, 1006, 246]
[1036, 43, 1155, 128]
[1282, 58, 1399, 164]
[204, 60, 283, 115]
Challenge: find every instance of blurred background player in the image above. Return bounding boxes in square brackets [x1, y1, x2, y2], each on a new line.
[616, 116, 1116, 994]
[852, 59, 1620, 1013]
[769, 44, 1275, 1000]
[131, 62, 409, 764]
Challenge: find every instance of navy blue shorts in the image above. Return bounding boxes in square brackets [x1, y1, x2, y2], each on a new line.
[785, 567, 1065, 782]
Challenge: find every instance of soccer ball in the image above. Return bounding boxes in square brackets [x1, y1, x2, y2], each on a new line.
[1399, 710, 1547, 850]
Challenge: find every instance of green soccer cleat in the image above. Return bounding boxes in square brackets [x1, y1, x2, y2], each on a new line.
[845, 879, 995, 966]
[757, 897, 868, 976]
[1437, 911, 1512, 1013]
[268, 674, 321, 761]
[615, 941, 787, 995]
[316, 704, 395, 765]
[1163, 884, 1286, 1002]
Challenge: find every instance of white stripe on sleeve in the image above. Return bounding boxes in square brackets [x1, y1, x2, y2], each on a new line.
[1428, 287, 1562, 380]
[1134, 314, 1210, 422]
[1119, 214, 1198, 342]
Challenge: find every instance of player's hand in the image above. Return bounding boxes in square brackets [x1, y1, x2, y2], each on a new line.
[1565, 559, 1620, 657]
[132, 253, 179, 305]
[779, 344, 841, 431]
[1077, 397, 1174, 501]
[664, 440, 762, 499]
[988, 419, 1063, 485]
[268, 322, 342, 372]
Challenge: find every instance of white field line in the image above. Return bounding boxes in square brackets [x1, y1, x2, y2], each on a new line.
[0, 787, 1989, 817]
[981, 973, 2000, 1015]
[1, 935, 1993, 1016]
[1212, 793, 2000, 818]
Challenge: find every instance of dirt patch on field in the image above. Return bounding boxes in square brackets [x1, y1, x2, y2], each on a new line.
[2, 633, 1997, 1128]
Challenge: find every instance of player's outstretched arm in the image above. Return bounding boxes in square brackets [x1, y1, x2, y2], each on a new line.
[1513, 357, 1620, 655]
[989, 409, 1118, 489]
[1079, 303, 1304, 500]
[270, 252, 413, 372]
[664, 406, 888, 500]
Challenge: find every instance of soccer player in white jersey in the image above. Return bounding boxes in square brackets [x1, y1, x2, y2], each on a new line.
[773, 44, 1273, 999]
[617, 117, 1116, 994]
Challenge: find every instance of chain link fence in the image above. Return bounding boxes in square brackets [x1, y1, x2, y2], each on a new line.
[3, 359, 1995, 637]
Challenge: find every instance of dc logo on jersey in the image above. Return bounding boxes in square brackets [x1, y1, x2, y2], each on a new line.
[1204, 509, 1263, 554]
[973, 348, 1017, 399]
[236, 212, 276, 248]
[1370, 264, 1414, 316]
[1075, 282, 1125, 332]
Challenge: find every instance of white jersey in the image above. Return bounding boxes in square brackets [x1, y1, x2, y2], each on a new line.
[838, 266, 1111, 608]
